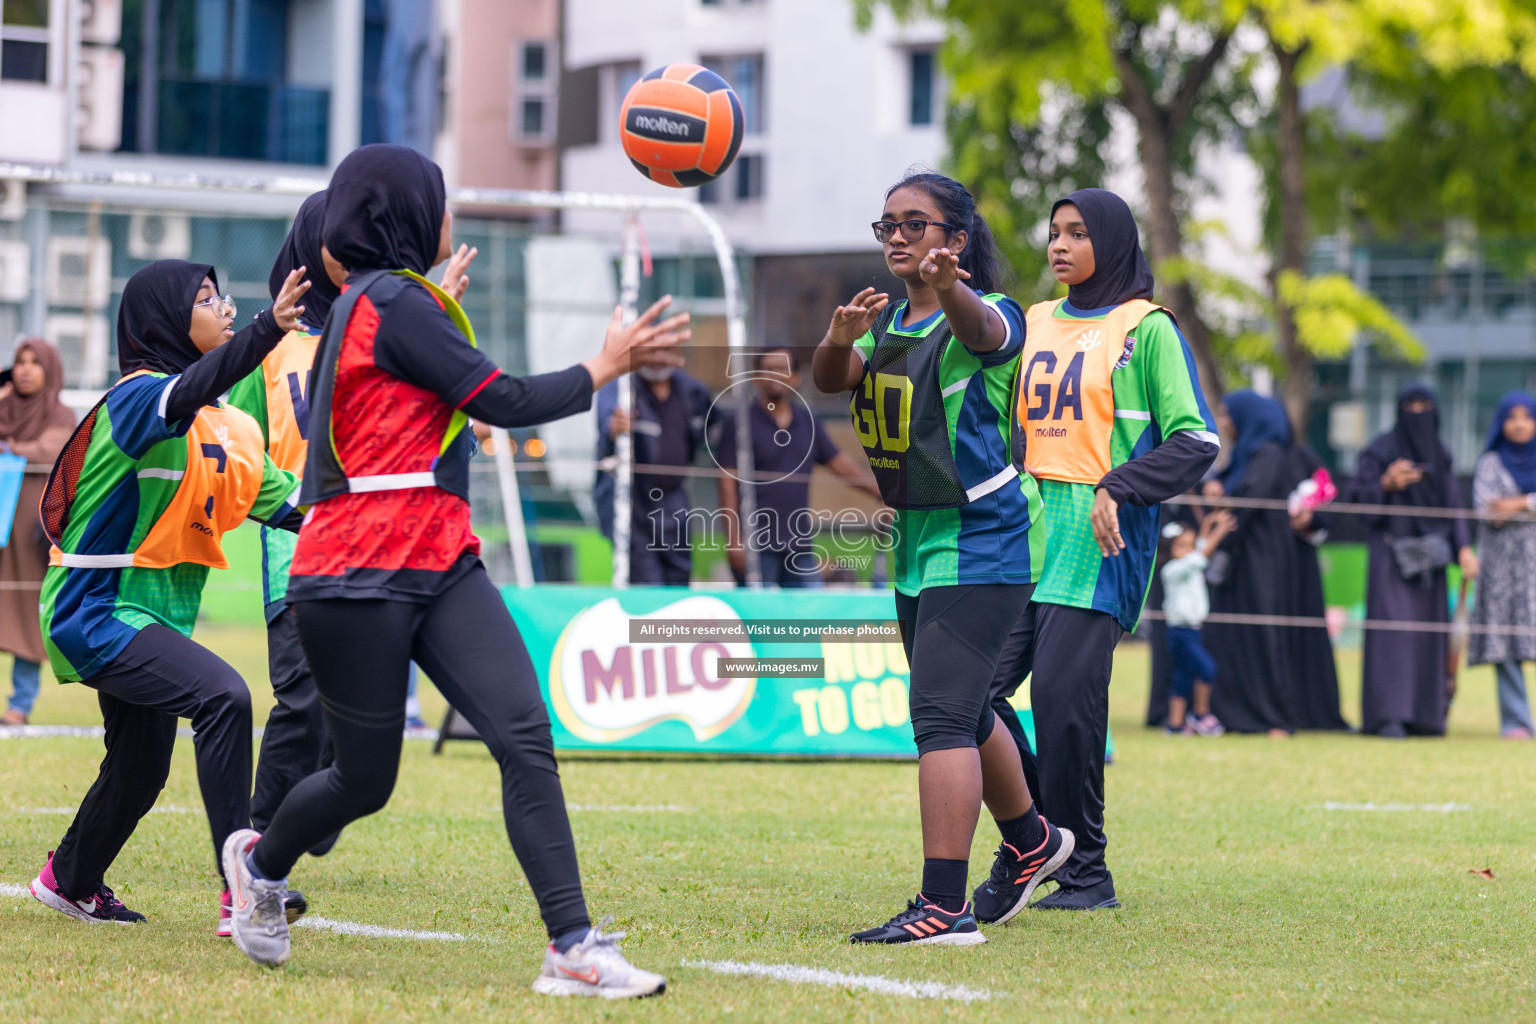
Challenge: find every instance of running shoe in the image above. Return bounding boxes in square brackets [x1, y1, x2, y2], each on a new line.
[972, 820, 1076, 925]
[221, 829, 291, 967]
[1031, 876, 1122, 911]
[849, 896, 986, 946]
[30, 850, 145, 924]
[1188, 713, 1226, 737]
[530, 917, 667, 999]
[219, 888, 308, 937]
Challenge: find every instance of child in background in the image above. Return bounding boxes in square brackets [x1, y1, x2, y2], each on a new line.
[1160, 511, 1235, 736]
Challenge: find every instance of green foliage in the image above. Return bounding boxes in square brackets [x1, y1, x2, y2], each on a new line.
[1277, 270, 1425, 362]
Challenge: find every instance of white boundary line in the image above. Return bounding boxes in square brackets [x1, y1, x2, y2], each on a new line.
[1322, 802, 1472, 812]
[2, 883, 993, 1000]
[2, 881, 470, 942]
[682, 959, 993, 1003]
[295, 916, 468, 942]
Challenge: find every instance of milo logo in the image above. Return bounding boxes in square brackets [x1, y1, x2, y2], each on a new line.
[548, 596, 756, 743]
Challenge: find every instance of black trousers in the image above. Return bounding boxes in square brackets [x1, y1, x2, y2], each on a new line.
[894, 584, 1034, 755]
[252, 564, 590, 939]
[987, 602, 1123, 889]
[52, 625, 253, 898]
[251, 606, 336, 854]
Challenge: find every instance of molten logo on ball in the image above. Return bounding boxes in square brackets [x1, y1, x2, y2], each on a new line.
[548, 596, 756, 743]
[620, 63, 744, 188]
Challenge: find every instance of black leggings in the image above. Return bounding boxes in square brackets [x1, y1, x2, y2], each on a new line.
[894, 583, 1034, 756]
[53, 625, 253, 897]
[250, 565, 590, 939]
[987, 601, 1123, 889]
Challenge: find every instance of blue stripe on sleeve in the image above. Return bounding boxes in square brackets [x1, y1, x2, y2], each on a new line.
[107, 374, 194, 460]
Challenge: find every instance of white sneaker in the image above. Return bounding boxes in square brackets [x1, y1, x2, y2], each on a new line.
[221, 829, 291, 967]
[530, 916, 666, 999]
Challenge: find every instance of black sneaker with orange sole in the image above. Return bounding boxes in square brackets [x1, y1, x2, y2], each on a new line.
[849, 896, 986, 946]
[971, 820, 1076, 925]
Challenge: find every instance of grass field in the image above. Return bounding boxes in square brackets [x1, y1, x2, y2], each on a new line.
[1, 626, 1532, 1023]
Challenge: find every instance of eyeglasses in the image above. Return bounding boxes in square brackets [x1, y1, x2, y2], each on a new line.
[193, 294, 237, 320]
[871, 218, 959, 244]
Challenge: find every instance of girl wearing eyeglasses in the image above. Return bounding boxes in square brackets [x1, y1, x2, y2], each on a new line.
[28, 259, 310, 926]
[812, 171, 1072, 946]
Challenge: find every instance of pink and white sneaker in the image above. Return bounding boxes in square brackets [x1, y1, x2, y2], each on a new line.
[219, 887, 307, 936]
[30, 850, 145, 924]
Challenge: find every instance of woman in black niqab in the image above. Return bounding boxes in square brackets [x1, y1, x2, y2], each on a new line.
[1344, 384, 1477, 736]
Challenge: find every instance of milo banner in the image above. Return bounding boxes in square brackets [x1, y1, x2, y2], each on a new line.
[437, 586, 1042, 758]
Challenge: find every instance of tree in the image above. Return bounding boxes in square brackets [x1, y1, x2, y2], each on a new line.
[855, 0, 1248, 403]
[1254, 0, 1536, 425]
[858, 0, 1533, 430]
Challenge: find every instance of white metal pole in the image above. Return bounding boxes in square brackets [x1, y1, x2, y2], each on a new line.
[491, 427, 536, 588]
[611, 213, 641, 590]
[687, 207, 761, 587]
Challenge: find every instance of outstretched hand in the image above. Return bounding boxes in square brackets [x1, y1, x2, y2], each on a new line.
[826, 287, 889, 347]
[583, 296, 691, 392]
[272, 267, 313, 332]
[440, 243, 479, 303]
[919, 247, 970, 291]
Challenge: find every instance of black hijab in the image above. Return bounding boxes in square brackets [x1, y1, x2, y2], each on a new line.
[270, 190, 338, 329]
[322, 144, 445, 276]
[1363, 382, 1454, 533]
[1052, 188, 1156, 311]
[117, 260, 217, 375]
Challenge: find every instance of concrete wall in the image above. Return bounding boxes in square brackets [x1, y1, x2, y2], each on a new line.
[560, 0, 945, 254]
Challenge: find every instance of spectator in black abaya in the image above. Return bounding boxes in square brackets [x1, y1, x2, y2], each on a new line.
[1203, 391, 1349, 735]
[1344, 384, 1477, 737]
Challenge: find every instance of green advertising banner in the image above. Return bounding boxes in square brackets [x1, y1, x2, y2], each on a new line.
[496, 585, 1042, 758]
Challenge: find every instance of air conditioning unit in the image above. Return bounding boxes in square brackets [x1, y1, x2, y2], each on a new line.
[45, 313, 110, 389]
[46, 237, 111, 309]
[81, 0, 123, 46]
[0, 180, 23, 221]
[0, 242, 29, 303]
[77, 46, 125, 153]
[128, 213, 192, 260]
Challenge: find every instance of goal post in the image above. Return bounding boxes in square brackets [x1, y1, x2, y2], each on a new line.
[0, 160, 761, 590]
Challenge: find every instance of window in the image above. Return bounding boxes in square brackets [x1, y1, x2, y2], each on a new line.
[514, 39, 557, 143]
[118, 0, 329, 162]
[909, 50, 935, 126]
[522, 41, 547, 83]
[700, 154, 764, 205]
[597, 60, 640, 146]
[0, 0, 50, 83]
[701, 54, 764, 133]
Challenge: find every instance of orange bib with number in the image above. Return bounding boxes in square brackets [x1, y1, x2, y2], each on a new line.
[48, 392, 271, 571]
[1016, 299, 1166, 485]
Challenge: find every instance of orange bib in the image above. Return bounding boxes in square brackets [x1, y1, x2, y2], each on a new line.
[259, 329, 319, 476]
[49, 402, 270, 571]
[1017, 299, 1165, 485]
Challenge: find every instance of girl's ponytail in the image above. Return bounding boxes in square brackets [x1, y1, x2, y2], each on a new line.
[885, 169, 1011, 296]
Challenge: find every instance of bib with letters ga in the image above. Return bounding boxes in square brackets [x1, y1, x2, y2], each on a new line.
[1016, 298, 1166, 485]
